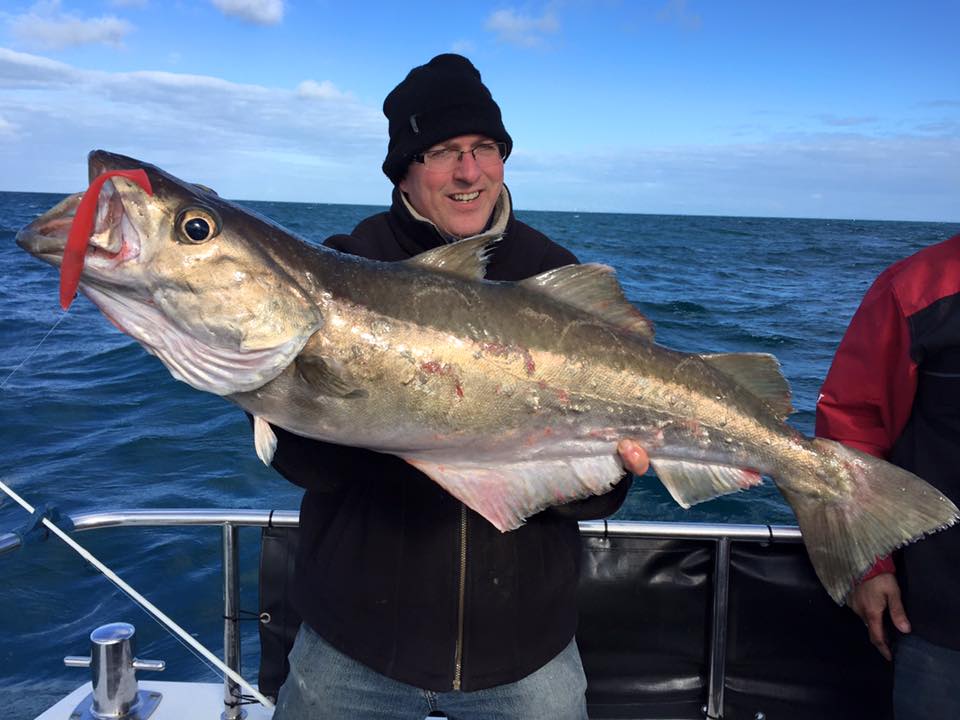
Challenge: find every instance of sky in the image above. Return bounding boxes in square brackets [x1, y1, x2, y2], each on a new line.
[0, 0, 957, 222]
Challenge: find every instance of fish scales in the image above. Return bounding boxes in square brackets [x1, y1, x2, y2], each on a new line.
[16, 150, 959, 604]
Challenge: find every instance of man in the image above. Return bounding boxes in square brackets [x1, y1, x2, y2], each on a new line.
[265, 54, 650, 719]
[816, 232, 960, 718]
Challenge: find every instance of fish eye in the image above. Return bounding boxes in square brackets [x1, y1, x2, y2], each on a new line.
[175, 207, 221, 244]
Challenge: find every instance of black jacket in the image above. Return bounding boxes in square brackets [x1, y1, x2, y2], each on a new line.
[266, 187, 632, 690]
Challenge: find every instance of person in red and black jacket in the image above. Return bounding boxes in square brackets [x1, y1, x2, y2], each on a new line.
[816, 232, 960, 718]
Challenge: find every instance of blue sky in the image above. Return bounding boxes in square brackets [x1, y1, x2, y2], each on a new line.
[0, 1, 957, 221]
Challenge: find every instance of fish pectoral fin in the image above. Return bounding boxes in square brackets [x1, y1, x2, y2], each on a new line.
[405, 236, 500, 280]
[699, 352, 794, 420]
[253, 415, 278, 465]
[520, 264, 654, 339]
[651, 458, 763, 509]
[294, 355, 367, 398]
[404, 454, 625, 532]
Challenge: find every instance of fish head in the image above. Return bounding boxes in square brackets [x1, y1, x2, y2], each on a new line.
[16, 150, 323, 395]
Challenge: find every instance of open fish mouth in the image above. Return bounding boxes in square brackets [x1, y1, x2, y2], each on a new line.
[15, 179, 146, 268]
[16, 168, 154, 311]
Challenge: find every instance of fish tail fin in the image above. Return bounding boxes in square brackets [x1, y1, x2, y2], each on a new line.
[779, 438, 959, 605]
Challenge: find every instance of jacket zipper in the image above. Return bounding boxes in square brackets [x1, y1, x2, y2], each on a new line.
[453, 502, 467, 690]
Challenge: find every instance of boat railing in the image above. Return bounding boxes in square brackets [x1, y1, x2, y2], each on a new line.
[1, 508, 811, 719]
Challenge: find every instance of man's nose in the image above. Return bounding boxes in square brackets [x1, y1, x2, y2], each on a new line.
[453, 151, 482, 182]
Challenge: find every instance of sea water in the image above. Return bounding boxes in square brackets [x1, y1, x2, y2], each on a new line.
[1, 190, 957, 718]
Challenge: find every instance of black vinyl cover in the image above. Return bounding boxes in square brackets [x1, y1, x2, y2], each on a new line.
[258, 525, 302, 702]
[259, 526, 892, 718]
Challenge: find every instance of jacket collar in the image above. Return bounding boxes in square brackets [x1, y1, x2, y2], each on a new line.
[390, 185, 514, 255]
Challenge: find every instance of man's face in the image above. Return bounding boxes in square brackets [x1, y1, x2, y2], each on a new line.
[399, 134, 504, 239]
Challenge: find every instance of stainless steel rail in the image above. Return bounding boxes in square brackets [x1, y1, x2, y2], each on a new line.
[1, 509, 804, 719]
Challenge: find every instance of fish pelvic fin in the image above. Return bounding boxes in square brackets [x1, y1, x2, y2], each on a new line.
[651, 458, 764, 508]
[253, 416, 278, 465]
[404, 236, 500, 280]
[699, 352, 794, 420]
[404, 454, 625, 532]
[780, 438, 960, 605]
[520, 264, 655, 340]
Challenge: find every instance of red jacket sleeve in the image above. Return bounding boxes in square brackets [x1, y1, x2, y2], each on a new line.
[815, 267, 918, 578]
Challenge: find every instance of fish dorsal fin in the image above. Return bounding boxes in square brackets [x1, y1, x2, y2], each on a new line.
[520, 263, 655, 339]
[405, 236, 500, 280]
[699, 352, 794, 420]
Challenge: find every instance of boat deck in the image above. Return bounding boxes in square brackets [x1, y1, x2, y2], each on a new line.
[35, 681, 275, 720]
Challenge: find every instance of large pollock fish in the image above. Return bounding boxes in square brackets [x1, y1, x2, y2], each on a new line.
[16, 150, 958, 604]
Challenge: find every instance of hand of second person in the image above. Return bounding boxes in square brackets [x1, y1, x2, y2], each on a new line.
[848, 572, 911, 661]
[617, 439, 650, 476]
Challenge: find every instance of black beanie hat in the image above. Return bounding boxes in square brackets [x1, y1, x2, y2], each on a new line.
[382, 54, 513, 183]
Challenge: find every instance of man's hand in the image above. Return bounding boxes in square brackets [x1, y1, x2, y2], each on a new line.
[617, 439, 650, 476]
[848, 572, 911, 661]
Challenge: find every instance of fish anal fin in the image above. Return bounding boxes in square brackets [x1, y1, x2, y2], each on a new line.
[405, 454, 625, 532]
[253, 415, 278, 465]
[405, 236, 500, 280]
[520, 264, 654, 340]
[651, 457, 763, 509]
[295, 354, 367, 398]
[700, 352, 794, 420]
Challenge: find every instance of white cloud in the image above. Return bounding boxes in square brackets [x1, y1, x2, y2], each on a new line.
[451, 39, 475, 55]
[9, 0, 134, 50]
[817, 114, 877, 127]
[0, 113, 17, 137]
[296, 79, 351, 101]
[0, 46, 77, 86]
[506, 131, 960, 221]
[0, 48, 389, 204]
[211, 0, 284, 26]
[485, 8, 559, 47]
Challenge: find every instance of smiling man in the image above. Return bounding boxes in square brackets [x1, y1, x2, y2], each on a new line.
[264, 54, 649, 720]
[399, 133, 504, 239]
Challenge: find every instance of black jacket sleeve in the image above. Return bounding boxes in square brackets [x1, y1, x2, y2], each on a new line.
[548, 473, 634, 520]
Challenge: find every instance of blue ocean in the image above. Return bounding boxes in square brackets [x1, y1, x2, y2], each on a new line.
[1, 189, 957, 718]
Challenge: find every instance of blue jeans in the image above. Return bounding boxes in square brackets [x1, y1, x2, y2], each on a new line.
[273, 624, 588, 720]
[893, 633, 960, 719]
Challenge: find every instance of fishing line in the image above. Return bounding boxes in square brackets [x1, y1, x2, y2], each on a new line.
[0, 478, 274, 709]
[127, 586, 242, 687]
[6, 172, 272, 707]
[0, 310, 69, 391]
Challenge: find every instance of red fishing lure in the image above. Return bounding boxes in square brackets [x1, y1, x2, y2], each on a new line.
[60, 169, 153, 310]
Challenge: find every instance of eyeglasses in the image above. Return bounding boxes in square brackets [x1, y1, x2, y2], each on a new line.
[413, 142, 507, 172]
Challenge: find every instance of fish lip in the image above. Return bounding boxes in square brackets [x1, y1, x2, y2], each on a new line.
[15, 191, 83, 263]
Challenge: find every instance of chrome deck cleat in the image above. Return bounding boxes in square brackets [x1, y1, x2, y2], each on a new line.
[64, 622, 165, 720]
